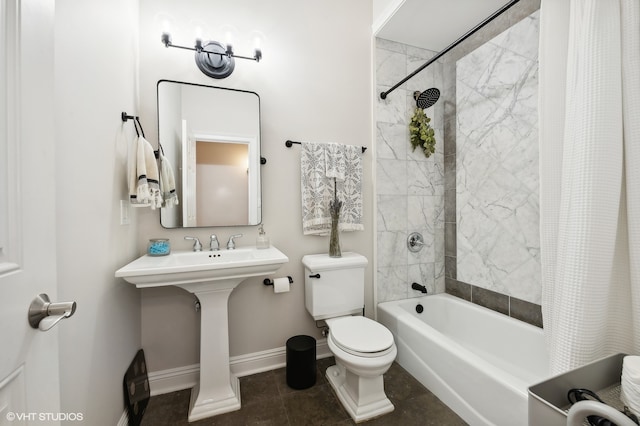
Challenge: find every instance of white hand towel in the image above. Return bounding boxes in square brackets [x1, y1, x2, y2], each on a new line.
[159, 151, 179, 207]
[300, 142, 364, 235]
[621, 355, 640, 416]
[129, 136, 162, 209]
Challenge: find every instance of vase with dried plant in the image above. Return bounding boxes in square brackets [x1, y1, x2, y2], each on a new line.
[329, 179, 342, 258]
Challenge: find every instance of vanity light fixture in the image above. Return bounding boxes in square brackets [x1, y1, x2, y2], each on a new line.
[161, 32, 262, 79]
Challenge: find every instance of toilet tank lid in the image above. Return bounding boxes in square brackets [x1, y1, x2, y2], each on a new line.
[302, 252, 368, 271]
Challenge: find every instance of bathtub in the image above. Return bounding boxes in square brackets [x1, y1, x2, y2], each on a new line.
[377, 293, 549, 426]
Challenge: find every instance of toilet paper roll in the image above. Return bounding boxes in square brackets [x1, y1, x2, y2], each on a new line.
[273, 277, 290, 293]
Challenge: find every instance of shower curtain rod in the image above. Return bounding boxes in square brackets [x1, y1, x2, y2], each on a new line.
[379, 0, 521, 100]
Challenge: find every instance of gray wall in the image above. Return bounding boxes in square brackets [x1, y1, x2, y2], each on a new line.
[136, 0, 374, 374]
[54, 0, 141, 423]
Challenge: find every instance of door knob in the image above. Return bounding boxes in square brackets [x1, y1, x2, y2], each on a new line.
[28, 293, 76, 331]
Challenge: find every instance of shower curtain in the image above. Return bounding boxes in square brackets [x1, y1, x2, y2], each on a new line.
[539, 0, 640, 374]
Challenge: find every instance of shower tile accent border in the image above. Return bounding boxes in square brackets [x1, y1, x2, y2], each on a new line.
[445, 278, 470, 301]
[510, 296, 543, 328]
[445, 280, 542, 328]
[471, 286, 509, 316]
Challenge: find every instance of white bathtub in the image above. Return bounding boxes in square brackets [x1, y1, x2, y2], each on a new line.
[377, 293, 549, 426]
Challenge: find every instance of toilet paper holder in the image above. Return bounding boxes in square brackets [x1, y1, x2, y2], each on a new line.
[263, 276, 294, 286]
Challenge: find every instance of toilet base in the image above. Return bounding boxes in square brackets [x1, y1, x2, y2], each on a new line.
[325, 364, 394, 423]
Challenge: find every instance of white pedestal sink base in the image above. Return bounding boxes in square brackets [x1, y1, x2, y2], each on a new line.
[185, 283, 242, 422]
[115, 247, 290, 423]
[188, 375, 241, 422]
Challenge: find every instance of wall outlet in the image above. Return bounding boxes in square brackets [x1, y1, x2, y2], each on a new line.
[120, 200, 130, 225]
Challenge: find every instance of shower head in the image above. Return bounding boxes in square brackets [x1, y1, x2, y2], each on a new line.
[413, 88, 440, 109]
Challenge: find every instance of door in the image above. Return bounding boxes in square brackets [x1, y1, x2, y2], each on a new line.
[0, 0, 61, 422]
[182, 120, 197, 227]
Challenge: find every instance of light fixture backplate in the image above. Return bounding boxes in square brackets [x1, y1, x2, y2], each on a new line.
[195, 41, 235, 79]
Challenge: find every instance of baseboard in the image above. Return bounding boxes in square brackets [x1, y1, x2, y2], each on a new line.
[148, 339, 331, 396]
[148, 363, 200, 397]
[117, 409, 128, 426]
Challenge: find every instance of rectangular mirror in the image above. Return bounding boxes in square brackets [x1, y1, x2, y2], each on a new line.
[157, 80, 261, 228]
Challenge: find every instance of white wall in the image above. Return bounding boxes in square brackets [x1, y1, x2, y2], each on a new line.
[54, 0, 141, 423]
[372, 0, 405, 34]
[137, 0, 374, 374]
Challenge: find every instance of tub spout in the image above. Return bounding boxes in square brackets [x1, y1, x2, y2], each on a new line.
[411, 282, 428, 294]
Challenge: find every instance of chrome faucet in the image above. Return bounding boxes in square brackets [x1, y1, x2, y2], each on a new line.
[184, 236, 202, 252]
[209, 234, 219, 251]
[226, 234, 243, 250]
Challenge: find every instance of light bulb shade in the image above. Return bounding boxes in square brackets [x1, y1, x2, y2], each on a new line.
[194, 40, 235, 79]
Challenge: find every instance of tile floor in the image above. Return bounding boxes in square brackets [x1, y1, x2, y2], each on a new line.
[141, 357, 467, 425]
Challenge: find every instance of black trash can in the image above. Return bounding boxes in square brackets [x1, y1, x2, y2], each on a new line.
[286, 335, 316, 389]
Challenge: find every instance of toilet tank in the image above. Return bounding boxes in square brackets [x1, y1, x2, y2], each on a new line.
[302, 252, 368, 321]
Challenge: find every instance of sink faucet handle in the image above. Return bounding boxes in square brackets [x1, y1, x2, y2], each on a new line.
[226, 234, 243, 250]
[184, 236, 202, 252]
[209, 234, 219, 251]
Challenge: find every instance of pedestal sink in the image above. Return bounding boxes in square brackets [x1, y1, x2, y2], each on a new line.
[115, 246, 288, 422]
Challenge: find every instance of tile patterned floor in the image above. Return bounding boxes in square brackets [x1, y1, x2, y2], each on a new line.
[141, 358, 467, 425]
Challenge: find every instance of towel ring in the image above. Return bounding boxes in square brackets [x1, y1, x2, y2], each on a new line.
[135, 116, 146, 138]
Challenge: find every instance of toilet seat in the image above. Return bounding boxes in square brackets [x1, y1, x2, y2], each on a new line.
[328, 316, 395, 358]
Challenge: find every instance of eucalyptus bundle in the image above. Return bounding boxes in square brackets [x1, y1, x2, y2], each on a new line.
[409, 108, 436, 158]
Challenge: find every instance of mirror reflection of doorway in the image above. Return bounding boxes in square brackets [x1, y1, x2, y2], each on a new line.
[195, 141, 249, 226]
[157, 80, 261, 228]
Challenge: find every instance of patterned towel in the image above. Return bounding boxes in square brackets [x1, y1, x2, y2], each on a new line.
[324, 142, 345, 180]
[301, 142, 363, 235]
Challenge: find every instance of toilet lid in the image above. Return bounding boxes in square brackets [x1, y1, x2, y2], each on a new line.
[329, 317, 394, 354]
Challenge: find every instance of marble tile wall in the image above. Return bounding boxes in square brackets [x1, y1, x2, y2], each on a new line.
[375, 39, 445, 303]
[442, 0, 542, 326]
[376, 0, 543, 326]
[456, 11, 541, 305]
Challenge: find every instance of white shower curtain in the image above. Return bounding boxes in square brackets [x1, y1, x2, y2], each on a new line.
[539, 0, 640, 374]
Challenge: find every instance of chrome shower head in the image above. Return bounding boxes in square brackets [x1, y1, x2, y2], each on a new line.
[413, 88, 440, 109]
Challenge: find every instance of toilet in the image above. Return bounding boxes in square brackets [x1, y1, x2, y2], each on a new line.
[302, 252, 397, 423]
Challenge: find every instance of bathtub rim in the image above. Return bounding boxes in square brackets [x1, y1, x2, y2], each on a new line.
[378, 294, 540, 397]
